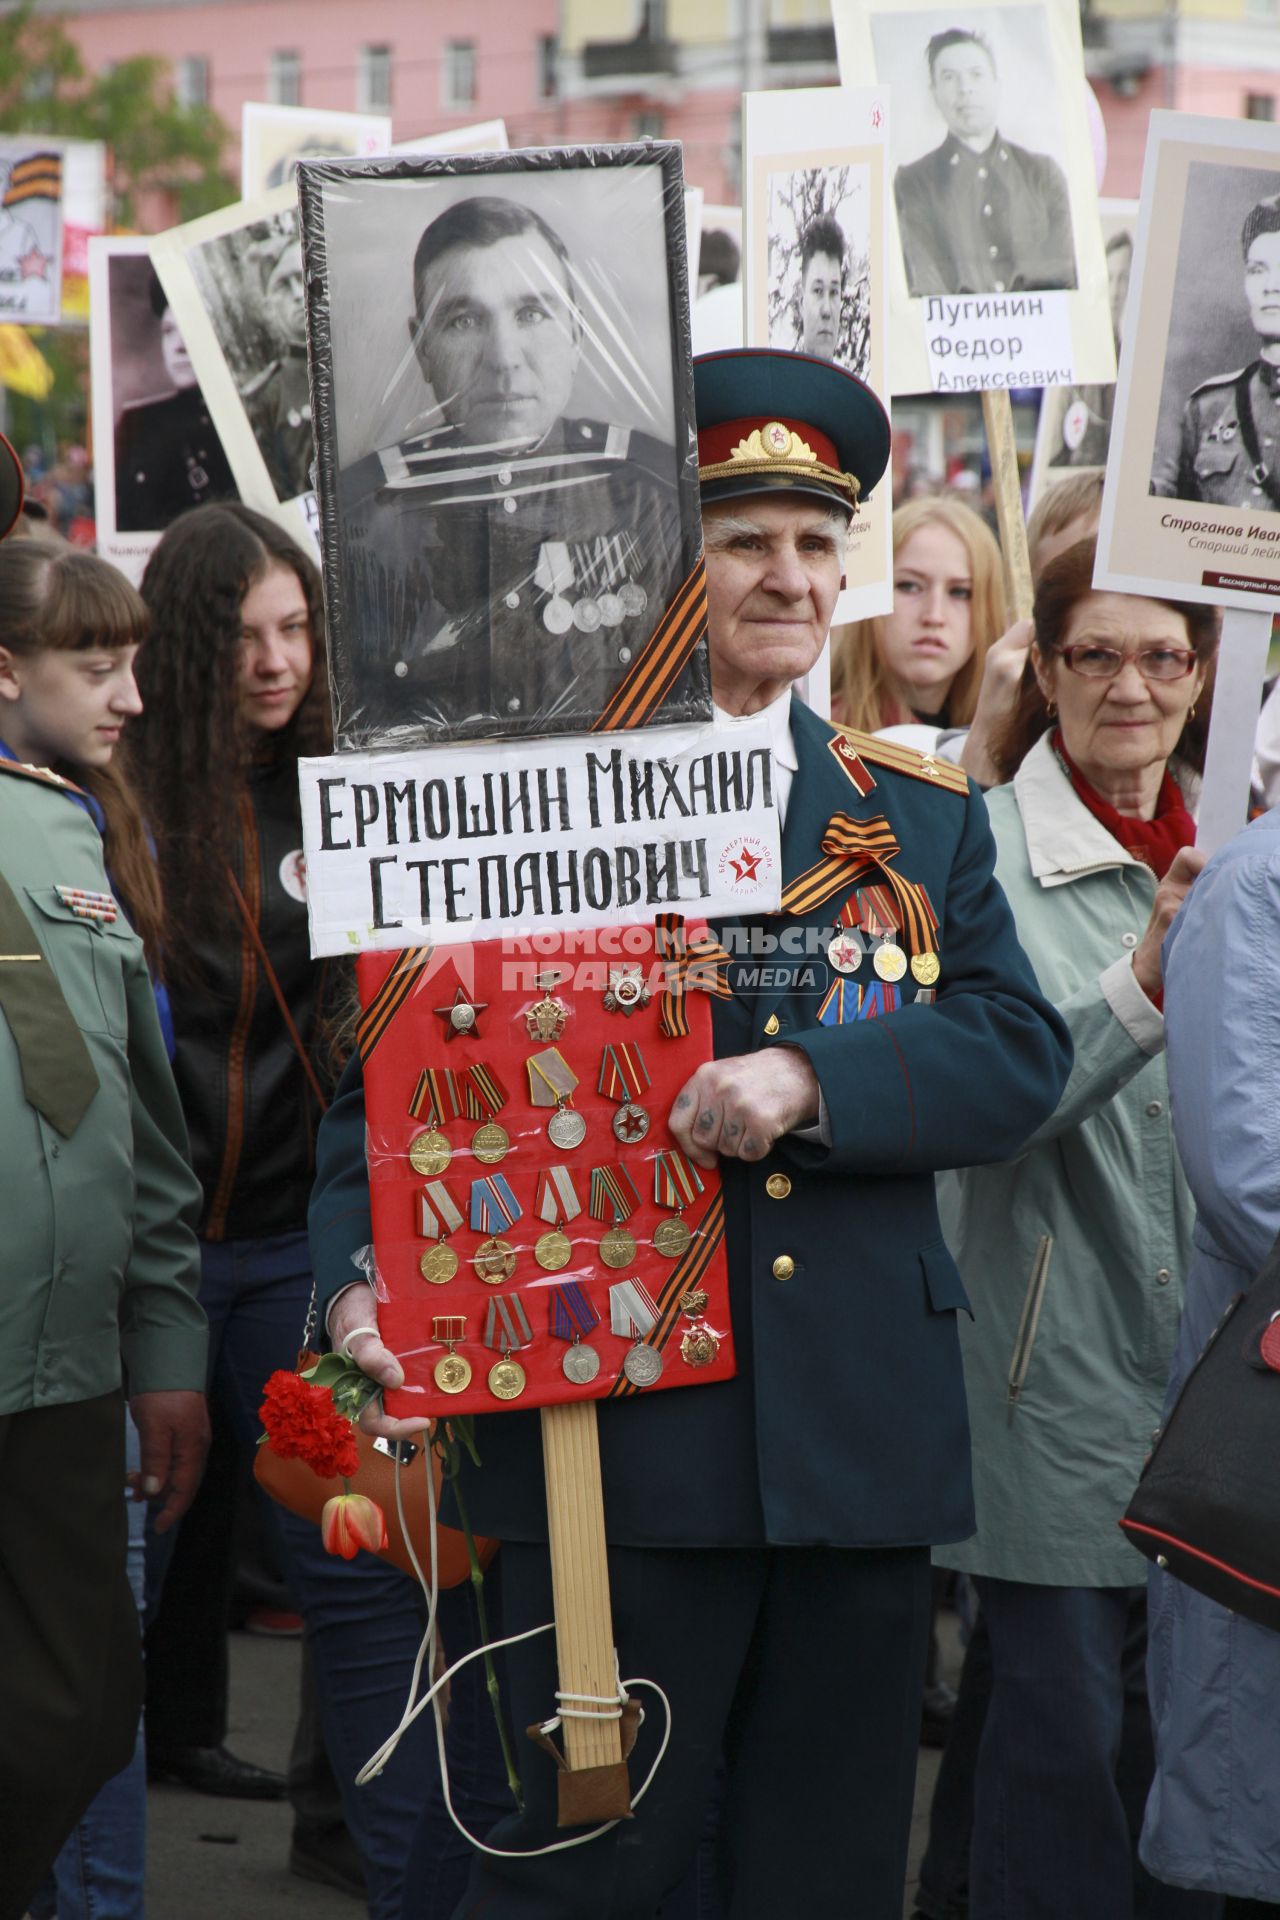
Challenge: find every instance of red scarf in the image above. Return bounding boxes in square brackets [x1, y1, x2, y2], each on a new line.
[1053, 731, 1195, 881]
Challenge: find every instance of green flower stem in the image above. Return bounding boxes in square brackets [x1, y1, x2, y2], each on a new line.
[439, 1432, 524, 1813]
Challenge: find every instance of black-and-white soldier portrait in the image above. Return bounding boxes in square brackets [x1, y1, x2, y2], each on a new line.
[111, 260, 237, 533]
[299, 148, 706, 748]
[183, 208, 314, 504]
[1050, 222, 1133, 471]
[875, 11, 1078, 299]
[1151, 173, 1280, 510]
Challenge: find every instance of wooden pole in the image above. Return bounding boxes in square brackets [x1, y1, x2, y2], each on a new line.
[540, 1400, 629, 1816]
[981, 389, 1033, 621]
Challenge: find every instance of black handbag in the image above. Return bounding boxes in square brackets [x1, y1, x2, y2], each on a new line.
[1120, 1228, 1280, 1632]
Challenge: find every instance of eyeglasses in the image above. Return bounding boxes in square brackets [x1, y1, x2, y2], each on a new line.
[1055, 643, 1199, 683]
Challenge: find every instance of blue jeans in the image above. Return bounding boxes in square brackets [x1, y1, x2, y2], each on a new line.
[29, 1414, 147, 1920]
[146, 1230, 441, 1920]
[972, 1579, 1219, 1920]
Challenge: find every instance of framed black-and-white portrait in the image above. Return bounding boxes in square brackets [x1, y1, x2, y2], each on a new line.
[297, 144, 708, 749]
[89, 235, 239, 585]
[150, 184, 318, 545]
[1098, 112, 1280, 611]
[833, 0, 1113, 396]
[1029, 199, 1136, 507]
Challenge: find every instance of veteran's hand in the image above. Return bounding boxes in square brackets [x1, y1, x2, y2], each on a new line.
[1132, 845, 1208, 1000]
[959, 619, 1035, 788]
[328, 1282, 433, 1441]
[669, 1048, 821, 1169]
[129, 1389, 210, 1534]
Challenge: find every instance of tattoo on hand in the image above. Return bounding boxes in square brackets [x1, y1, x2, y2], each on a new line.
[697, 1109, 716, 1132]
[724, 1122, 742, 1143]
[675, 1092, 692, 1113]
[741, 1136, 758, 1158]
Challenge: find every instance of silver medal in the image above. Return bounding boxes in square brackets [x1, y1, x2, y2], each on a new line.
[562, 1342, 601, 1385]
[572, 597, 602, 633]
[622, 1342, 663, 1387]
[543, 596, 574, 635]
[547, 1106, 587, 1149]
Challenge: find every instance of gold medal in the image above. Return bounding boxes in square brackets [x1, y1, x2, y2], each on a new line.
[600, 1225, 638, 1269]
[873, 939, 908, 983]
[653, 1215, 692, 1259]
[911, 950, 940, 986]
[473, 1236, 517, 1284]
[535, 1228, 573, 1272]
[525, 972, 569, 1042]
[472, 1121, 509, 1165]
[433, 1351, 472, 1394]
[679, 1287, 709, 1316]
[488, 1358, 527, 1401]
[408, 1129, 451, 1176]
[419, 1243, 458, 1285]
[680, 1326, 720, 1368]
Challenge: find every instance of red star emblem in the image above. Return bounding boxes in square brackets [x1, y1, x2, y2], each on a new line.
[18, 246, 48, 281]
[728, 844, 762, 884]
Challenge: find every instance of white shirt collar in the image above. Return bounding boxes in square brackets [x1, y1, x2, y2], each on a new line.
[712, 688, 796, 768]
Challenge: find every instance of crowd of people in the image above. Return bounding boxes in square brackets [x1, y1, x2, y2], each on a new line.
[2, 328, 1278, 1920]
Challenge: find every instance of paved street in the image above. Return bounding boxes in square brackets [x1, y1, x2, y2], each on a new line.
[138, 1614, 959, 1917]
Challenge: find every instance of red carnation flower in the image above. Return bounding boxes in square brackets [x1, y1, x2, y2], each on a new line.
[259, 1370, 360, 1481]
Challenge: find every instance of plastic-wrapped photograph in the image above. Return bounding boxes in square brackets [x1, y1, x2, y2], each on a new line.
[297, 144, 708, 749]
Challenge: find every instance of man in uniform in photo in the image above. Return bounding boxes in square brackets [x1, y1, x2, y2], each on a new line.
[894, 28, 1078, 299]
[332, 194, 692, 747]
[1151, 192, 1280, 508]
[240, 230, 314, 501]
[312, 348, 1073, 1916]
[797, 212, 845, 361]
[115, 272, 237, 533]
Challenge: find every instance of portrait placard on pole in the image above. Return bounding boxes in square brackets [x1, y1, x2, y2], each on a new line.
[1095, 112, 1280, 612]
[0, 137, 64, 325]
[1029, 199, 1137, 508]
[831, 0, 1113, 398]
[742, 85, 892, 624]
[150, 185, 318, 554]
[240, 102, 391, 199]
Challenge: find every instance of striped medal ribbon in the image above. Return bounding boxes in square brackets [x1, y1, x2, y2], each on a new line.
[536, 1165, 582, 1224]
[470, 1173, 521, 1233]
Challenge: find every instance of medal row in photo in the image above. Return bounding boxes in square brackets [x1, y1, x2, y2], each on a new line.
[425, 1278, 722, 1402]
[411, 1152, 702, 1287]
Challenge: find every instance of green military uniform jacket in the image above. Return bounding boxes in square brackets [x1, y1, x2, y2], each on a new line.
[0, 765, 206, 1415]
[1151, 359, 1280, 507]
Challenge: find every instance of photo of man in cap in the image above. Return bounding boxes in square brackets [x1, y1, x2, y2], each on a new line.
[312, 347, 1072, 1917]
[327, 191, 697, 748]
[1150, 191, 1280, 507]
[891, 24, 1077, 299]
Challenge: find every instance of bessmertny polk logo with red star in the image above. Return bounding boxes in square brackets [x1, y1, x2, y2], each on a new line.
[717, 835, 775, 895]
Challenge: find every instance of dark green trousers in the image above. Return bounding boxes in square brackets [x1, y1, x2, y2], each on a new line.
[0, 1390, 141, 1920]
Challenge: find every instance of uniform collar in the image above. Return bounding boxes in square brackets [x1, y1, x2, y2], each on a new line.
[944, 131, 1002, 168]
[1013, 730, 1199, 888]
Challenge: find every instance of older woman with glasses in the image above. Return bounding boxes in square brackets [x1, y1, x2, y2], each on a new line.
[932, 538, 1219, 1920]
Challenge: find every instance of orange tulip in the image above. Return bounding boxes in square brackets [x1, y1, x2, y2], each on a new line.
[320, 1492, 388, 1561]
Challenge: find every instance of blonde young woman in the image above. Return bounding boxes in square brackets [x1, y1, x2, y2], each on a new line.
[830, 496, 1006, 736]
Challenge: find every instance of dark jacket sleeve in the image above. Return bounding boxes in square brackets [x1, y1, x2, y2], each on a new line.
[309, 1047, 374, 1322]
[781, 783, 1072, 1176]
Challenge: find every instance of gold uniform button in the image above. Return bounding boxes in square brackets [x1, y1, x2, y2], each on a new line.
[772, 1254, 795, 1281]
[763, 1014, 780, 1037]
[765, 1173, 792, 1200]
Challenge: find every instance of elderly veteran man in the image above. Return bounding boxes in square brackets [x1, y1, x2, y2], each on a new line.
[311, 348, 1072, 1920]
[1151, 192, 1280, 508]
[0, 428, 208, 1918]
[331, 193, 698, 748]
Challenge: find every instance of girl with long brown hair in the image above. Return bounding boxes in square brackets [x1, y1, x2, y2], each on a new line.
[126, 503, 435, 1913]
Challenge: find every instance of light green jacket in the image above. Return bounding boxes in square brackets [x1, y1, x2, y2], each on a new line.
[938, 734, 1194, 1587]
[0, 771, 206, 1415]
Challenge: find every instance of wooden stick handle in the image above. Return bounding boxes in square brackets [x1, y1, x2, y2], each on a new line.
[540, 1401, 624, 1772]
[981, 389, 1033, 621]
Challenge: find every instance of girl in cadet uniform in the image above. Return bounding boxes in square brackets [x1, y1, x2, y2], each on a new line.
[829, 496, 1006, 739]
[0, 540, 161, 1920]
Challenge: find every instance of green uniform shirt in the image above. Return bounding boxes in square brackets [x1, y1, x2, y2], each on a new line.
[0, 770, 206, 1414]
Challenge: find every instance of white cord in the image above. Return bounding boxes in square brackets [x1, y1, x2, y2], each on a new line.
[352, 1440, 673, 1858]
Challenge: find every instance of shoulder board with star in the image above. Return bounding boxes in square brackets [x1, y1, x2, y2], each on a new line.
[828, 724, 969, 797]
[0, 757, 87, 798]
